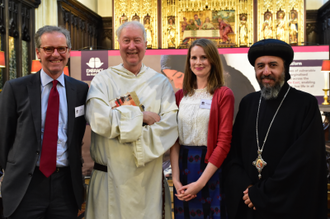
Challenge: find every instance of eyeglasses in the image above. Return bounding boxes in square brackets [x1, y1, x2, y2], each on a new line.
[40, 46, 68, 54]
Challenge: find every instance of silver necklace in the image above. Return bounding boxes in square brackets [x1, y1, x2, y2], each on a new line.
[253, 86, 291, 179]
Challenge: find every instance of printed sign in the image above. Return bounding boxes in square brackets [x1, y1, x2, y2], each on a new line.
[81, 50, 108, 81]
[71, 45, 329, 106]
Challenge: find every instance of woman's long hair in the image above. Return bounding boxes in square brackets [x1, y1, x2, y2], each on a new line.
[183, 38, 224, 96]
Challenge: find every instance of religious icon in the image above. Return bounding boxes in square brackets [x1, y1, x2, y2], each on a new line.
[218, 17, 234, 43]
[120, 13, 128, 24]
[201, 17, 215, 30]
[239, 14, 248, 45]
[262, 11, 273, 39]
[186, 19, 197, 30]
[132, 13, 140, 22]
[181, 17, 188, 32]
[144, 15, 153, 47]
[289, 10, 298, 44]
[167, 17, 176, 48]
[252, 151, 267, 179]
[180, 17, 188, 39]
[276, 10, 285, 41]
[194, 14, 203, 29]
[256, 159, 263, 168]
[217, 16, 225, 39]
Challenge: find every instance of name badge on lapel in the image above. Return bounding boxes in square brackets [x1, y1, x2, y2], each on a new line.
[200, 99, 212, 109]
[75, 105, 85, 118]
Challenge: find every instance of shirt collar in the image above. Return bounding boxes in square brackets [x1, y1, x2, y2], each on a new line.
[40, 69, 65, 88]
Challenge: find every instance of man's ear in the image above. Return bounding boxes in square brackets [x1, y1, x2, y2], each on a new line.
[36, 48, 41, 59]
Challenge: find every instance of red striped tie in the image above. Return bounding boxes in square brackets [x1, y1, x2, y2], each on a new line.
[39, 80, 59, 177]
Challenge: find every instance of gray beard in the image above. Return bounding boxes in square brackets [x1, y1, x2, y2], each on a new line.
[259, 72, 285, 100]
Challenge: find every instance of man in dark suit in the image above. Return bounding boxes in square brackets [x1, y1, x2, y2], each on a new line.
[0, 25, 89, 219]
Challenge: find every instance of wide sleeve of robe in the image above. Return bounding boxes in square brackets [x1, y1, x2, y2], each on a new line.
[86, 65, 178, 167]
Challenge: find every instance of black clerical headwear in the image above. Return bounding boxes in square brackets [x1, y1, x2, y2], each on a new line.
[248, 39, 294, 81]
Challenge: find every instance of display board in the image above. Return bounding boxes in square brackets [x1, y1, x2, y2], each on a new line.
[71, 45, 329, 111]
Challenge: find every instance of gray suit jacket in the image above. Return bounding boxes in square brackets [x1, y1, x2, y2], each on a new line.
[0, 71, 89, 217]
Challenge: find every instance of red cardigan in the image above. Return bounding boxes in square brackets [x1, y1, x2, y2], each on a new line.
[175, 86, 234, 168]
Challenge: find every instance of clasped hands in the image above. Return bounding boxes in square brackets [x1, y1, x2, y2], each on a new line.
[243, 185, 256, 210]
[174, 180, 204, 202]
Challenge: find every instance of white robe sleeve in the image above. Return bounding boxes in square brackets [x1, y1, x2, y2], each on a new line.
[134, 79, 178, 167]
[85, 73, 143, 142]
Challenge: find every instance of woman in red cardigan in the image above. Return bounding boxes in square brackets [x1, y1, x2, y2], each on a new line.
[170, 38, 234, 219]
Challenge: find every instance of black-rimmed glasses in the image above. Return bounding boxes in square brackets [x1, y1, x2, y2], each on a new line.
[40, 46, 68, 54]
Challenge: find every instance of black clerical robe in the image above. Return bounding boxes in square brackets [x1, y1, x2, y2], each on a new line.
[224, 82, 327, 219]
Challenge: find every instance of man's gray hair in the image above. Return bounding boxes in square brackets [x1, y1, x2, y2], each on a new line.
[35, 25, 71, 49]
[116, 21, 147, 42]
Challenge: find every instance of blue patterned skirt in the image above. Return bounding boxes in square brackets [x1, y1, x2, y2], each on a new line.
[173, 145, 228, 219]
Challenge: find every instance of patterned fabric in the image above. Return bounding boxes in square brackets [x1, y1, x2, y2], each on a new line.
[174, 145, 228, 219]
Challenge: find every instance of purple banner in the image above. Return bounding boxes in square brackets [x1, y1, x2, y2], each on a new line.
[81, 51, 108, 81]
[290, 60, 323, 67]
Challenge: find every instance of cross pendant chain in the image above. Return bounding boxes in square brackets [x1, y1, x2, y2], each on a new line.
[253, 87, 290, 179]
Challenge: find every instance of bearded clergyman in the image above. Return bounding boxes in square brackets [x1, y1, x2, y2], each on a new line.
[224, 39, 327, 219]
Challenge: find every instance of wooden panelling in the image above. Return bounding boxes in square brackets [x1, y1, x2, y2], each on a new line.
[57, 0, 103, 50]
[318, 1, 330, 47]
[306, 10, 318, 45]
[99, 17, 112, 50]
[1, 0, 39, 85]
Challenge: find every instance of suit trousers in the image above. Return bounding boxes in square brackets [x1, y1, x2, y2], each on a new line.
[7, 167, 78, 219]
[0, 198, 4, 219]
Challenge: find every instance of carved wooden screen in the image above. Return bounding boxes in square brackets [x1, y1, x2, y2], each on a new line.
[0, 0, 39, 89]
[57, 0, 102, 51]
[318, 1, 330, 47]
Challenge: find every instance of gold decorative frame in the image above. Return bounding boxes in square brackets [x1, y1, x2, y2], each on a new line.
[257, 0, 304, 45]
[112, 0, 304, 48]
[113, 0, 158, 49]
[161, 0, 254, 48]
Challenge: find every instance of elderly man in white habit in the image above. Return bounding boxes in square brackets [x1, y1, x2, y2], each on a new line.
[85, 21, 178, 219]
